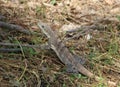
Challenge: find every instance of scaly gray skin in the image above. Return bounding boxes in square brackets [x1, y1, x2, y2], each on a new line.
[38, 21, 95, 78]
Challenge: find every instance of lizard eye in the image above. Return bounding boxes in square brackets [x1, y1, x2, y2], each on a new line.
[41, 25, 44, 28]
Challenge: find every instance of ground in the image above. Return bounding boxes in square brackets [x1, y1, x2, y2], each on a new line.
[0, 0, 120, 87]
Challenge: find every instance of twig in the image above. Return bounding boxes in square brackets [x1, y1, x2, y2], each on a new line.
[0, 21, 31, 35]
[0, 48, 21, 53]
[0, 42, 51, 53]
[0, 42, 50, 50]
[18, 59, 27, 81]
[64, 24, 106, 33]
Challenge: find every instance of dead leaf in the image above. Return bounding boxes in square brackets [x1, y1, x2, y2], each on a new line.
[59, 23, 80, 33]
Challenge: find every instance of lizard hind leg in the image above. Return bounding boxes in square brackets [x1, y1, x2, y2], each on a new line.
[73, 54, 86, 65]
[66, 54, 86, 73]
[66, 64, 79, 73]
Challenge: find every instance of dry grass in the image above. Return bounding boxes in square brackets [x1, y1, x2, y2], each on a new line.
[0, 0, 120, 87]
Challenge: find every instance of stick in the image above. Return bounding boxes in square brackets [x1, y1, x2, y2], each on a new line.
[0, 42, 50, 50]
[0, 48, 21, 53]
[0, 21, 31, 35]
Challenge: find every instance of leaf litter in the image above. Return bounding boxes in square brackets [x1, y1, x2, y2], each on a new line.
[0, 0, 120, 87]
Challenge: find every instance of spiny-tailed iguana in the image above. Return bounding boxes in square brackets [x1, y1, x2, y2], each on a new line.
[38, 21, 100, 80]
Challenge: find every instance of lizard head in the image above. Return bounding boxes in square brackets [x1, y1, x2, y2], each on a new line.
[38, 21, 51, 38]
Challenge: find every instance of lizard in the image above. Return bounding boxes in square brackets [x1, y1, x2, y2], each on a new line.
[38, 21, 100, 81]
